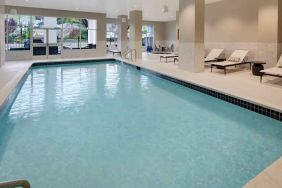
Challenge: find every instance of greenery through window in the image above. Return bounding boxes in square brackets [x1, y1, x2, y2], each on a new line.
[5, 15, 97, 52]
[5, 15, 31, 51]
[63, 18, 96, 49]
[106, 23, 118, 48]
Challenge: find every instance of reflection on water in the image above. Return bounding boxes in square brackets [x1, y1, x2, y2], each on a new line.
[7, 63, 151, 121]
[9, 71, 45, 121]
[55, 67, 92, 113]
[105, 64, 120, 98]
[140, 75, 150, 91]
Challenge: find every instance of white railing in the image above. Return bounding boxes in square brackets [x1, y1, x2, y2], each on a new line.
[122, 48, 137, 62]
[0, 180, 30, 188]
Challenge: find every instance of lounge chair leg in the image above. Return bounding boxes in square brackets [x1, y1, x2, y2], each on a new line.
[260, 75, 263, 83]
[211, 66, 213, 72]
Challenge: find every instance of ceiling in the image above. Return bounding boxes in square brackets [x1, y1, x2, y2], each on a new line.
[4, 0, 224, 21]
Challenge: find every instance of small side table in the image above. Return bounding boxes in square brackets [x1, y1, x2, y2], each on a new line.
[174, 57, 179, 64]
[251, 61, 266, 76]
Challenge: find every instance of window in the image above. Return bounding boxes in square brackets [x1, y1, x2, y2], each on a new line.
[5, 15, 97, 53]
[81, 19, 97, 49]
[63, 18, 80, 49]
[142, 25, 154, 48]
[106, 23, 118, 48]
[32, 16, 62, 56]
[63, 18, 97, 50]
[5, 14, 31, 51]
[33, 16, 62, 29]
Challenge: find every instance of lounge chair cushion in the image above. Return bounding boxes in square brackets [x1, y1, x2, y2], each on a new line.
[228, 50, 249, 63]
[228, 57, 241, 62]
[211, 50, 249, 67]
[261, 67, 282, 76]
[205, 48, 224, 62]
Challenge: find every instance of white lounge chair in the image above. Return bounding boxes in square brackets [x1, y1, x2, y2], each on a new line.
[260, 55, 282, 82]
[211, 50, 250, 74]
[160, 53, 179, 63]
[205, 48, 224, 63]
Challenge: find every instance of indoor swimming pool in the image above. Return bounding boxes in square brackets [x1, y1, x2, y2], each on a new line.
[0, 60, 281, 188]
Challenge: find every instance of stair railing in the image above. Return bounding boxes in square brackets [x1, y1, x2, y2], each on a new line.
[122, 48, 137, 62]
[0, 180, 31, 188]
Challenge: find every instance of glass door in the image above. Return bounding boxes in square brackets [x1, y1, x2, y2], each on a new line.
[48, 28, 62, 57]
[32, 28, 62, 58]
[33, 28, 47, 57]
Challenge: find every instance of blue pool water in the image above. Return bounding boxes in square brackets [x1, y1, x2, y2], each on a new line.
[0, 61, 282, 188]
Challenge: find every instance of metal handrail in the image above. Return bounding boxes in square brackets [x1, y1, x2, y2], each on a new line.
[0, 180, 31, 188]
[122, 49, 137, 62]
[121, 48, 130, 59]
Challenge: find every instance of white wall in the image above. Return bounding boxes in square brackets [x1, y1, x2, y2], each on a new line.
[205, 0, 259, 59]
[164, 21, 178, 50]
[162, 0, 281, 65]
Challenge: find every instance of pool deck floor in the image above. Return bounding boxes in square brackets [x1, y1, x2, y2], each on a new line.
[120, 53, 282, 113]
[0, 53, 281, 187]
[244, 157, 282, 188]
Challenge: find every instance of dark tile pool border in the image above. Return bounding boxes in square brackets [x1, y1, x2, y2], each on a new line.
[31, 58, 116, 67]
[119, 60, 282, 122]
[0, 58, 281, 122]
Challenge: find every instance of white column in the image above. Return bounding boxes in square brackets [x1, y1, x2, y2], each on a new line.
[129, 10, 142, 59]
[257, 0, 279, 67]
[96, 14, 107, 56]
[176, 11, 179, 52]
[178, 0, 205, 72]
[0, 5, 5, 66]
[117, 15, 128, 53]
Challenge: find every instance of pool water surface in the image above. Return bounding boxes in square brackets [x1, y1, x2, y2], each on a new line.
[0, 61, 282, 188]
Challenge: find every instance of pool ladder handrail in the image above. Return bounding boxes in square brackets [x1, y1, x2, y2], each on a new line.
[0, 180, 31, 188]
[123, 48, 137, 62]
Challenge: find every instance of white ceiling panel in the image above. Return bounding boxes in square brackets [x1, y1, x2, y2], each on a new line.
[4, 0, 224, 21]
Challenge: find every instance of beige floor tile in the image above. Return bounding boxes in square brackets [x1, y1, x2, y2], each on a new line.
[243, 179, 256, 188]
[264, 158, 282, 187]
[252, 172, 282, 188]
